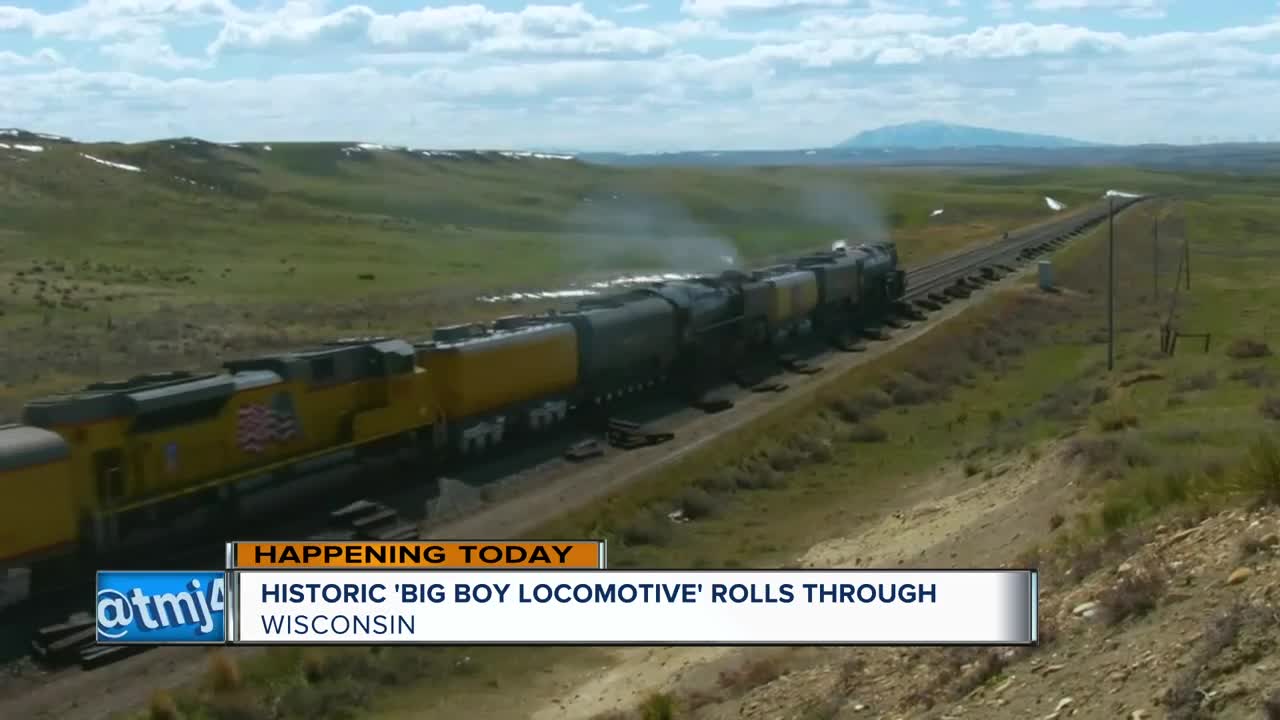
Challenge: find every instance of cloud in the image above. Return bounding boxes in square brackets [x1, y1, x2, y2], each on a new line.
[679, 0, 853, 19]
[616, 3, 649, 12]
[0, 0, 245, 40]
[1028, 0, 1169, 20]
[0, 47, 64, 67]
[2, 1, 1280, 149]
[207, 2, 673, 58]
[101, 37, 212, 70]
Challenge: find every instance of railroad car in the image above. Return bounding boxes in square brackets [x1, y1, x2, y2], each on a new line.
[414, 319, 579, 455]
[795, 248, 863, 335]
[642, 278, 747, 387]
[0, 424, 76, 567]
[5, 339, 439, 572]
[752, 265, 820, 344]
[562, 292, 680, 403]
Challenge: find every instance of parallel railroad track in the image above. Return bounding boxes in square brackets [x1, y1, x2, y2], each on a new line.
[13, 195, 1147, 675]
[904, 198, 1140, 306]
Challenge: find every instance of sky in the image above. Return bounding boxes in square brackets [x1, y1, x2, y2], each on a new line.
[2, 1, 1280, 151]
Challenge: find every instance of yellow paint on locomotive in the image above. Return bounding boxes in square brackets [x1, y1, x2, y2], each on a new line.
[24, 366, 441, 526]
[0, 426, 77, 566]
[0, 462, 77, 564]
[419, 323, 579, 420]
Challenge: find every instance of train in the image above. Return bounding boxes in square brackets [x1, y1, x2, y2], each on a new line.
[0, 239, 908, 587]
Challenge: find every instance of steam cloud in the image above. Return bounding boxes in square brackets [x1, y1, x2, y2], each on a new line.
[790, 180, 890, 250]
[475, 180, 892, 305]
[560, 190, 740, 275]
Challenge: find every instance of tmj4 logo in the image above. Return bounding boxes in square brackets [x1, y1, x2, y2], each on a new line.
[95, 571, 227, 643]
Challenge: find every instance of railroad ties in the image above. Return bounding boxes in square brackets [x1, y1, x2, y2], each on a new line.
[778, 353, 823, 375]
[565, 417, 677, 460]
[30, 612, 147, 670]
[330, 500, 421, 541]
[605, 418, 675, 449]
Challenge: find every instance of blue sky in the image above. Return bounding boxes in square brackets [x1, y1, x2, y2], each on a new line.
[2, 1, 1280, 151]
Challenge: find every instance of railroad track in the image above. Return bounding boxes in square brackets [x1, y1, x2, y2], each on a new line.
[903, 198, 1141, 308]
[17, 196, 1146, 675]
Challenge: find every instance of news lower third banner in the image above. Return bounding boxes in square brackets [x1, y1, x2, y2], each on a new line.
[95, 541, 1038, 646]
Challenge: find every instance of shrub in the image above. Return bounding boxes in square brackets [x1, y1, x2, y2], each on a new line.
[732, 462, 785, 490]
[786, 433, 833, 463]
[1242, 434, 1280, 506]
[678, 488, 720, 520]
[1260, 396, 1280, 421]
[1230, 366, 1277, 388]
[1174, 370, 1217, 392]
[208, 650, 242, 693]
[765, 445, 806, 472]
[148, 690, 181, 720]
[1226, 338, 1272, 359]
[950, 650, 1007, 699]
[826, 396, 863, 423]
[275, 679, 370, 720]
[1094, 407, 1139, 433]
[208, 692, 269, 720]
[1099, 497, 1139, 532]
[854, 388, 893, 411]
[1098, 562, 1166, 625]
[620, 510, 673, 547]
[846, 423, 888, 443]
[717, 656, 784, 692]
[883, 373, 941, 406]
[1264, 688, 1280, 720]
[639, 692, 676, 720]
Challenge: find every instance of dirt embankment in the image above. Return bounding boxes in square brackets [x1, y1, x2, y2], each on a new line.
[524, 444, 1280, 720]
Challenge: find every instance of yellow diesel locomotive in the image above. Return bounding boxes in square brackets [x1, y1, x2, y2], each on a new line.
[1, 339, 444, 577]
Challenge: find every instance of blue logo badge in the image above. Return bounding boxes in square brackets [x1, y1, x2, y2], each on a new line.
[95, 571, 227, 644]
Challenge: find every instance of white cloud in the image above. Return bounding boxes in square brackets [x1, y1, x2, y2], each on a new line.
[102, 37, 211, 70]
[1, 1, 1280, 149]
[679, 0, 853, 19]
[0, 0, 245, 40]
[1028, 0, 1169, 20]
[616, 3, 649, 12]
[0, 47, 65, 67]
[207, 2, 673, 58]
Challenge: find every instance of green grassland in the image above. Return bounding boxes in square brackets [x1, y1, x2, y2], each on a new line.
[1, 131, 1147, 417]
[127, 166, 1280, 720]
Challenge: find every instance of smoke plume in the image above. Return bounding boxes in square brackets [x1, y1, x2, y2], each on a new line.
[559, 188, 740, 275]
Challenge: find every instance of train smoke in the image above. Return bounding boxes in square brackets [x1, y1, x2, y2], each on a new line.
[559, 189, 740, 275]
[790, 180, 890, 249]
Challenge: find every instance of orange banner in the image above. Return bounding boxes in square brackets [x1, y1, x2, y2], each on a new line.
[229, 540, 605, 569]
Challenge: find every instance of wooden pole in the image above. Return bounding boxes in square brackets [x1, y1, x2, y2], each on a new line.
[1153, 212, 1159, 301]
[1107, 195, 1115, 371]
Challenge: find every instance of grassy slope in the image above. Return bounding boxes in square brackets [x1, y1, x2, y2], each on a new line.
[131, 166, 1280, 720]
[1, 135, 1124, 417]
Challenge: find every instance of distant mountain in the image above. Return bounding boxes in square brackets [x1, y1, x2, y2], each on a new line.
[836, 121, 1101, 150]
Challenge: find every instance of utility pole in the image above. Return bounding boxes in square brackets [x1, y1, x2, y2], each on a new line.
[1107, 195, 1115, 371]
[1152, 211, 1159, 301]
[1177, 225, 1187, 289]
